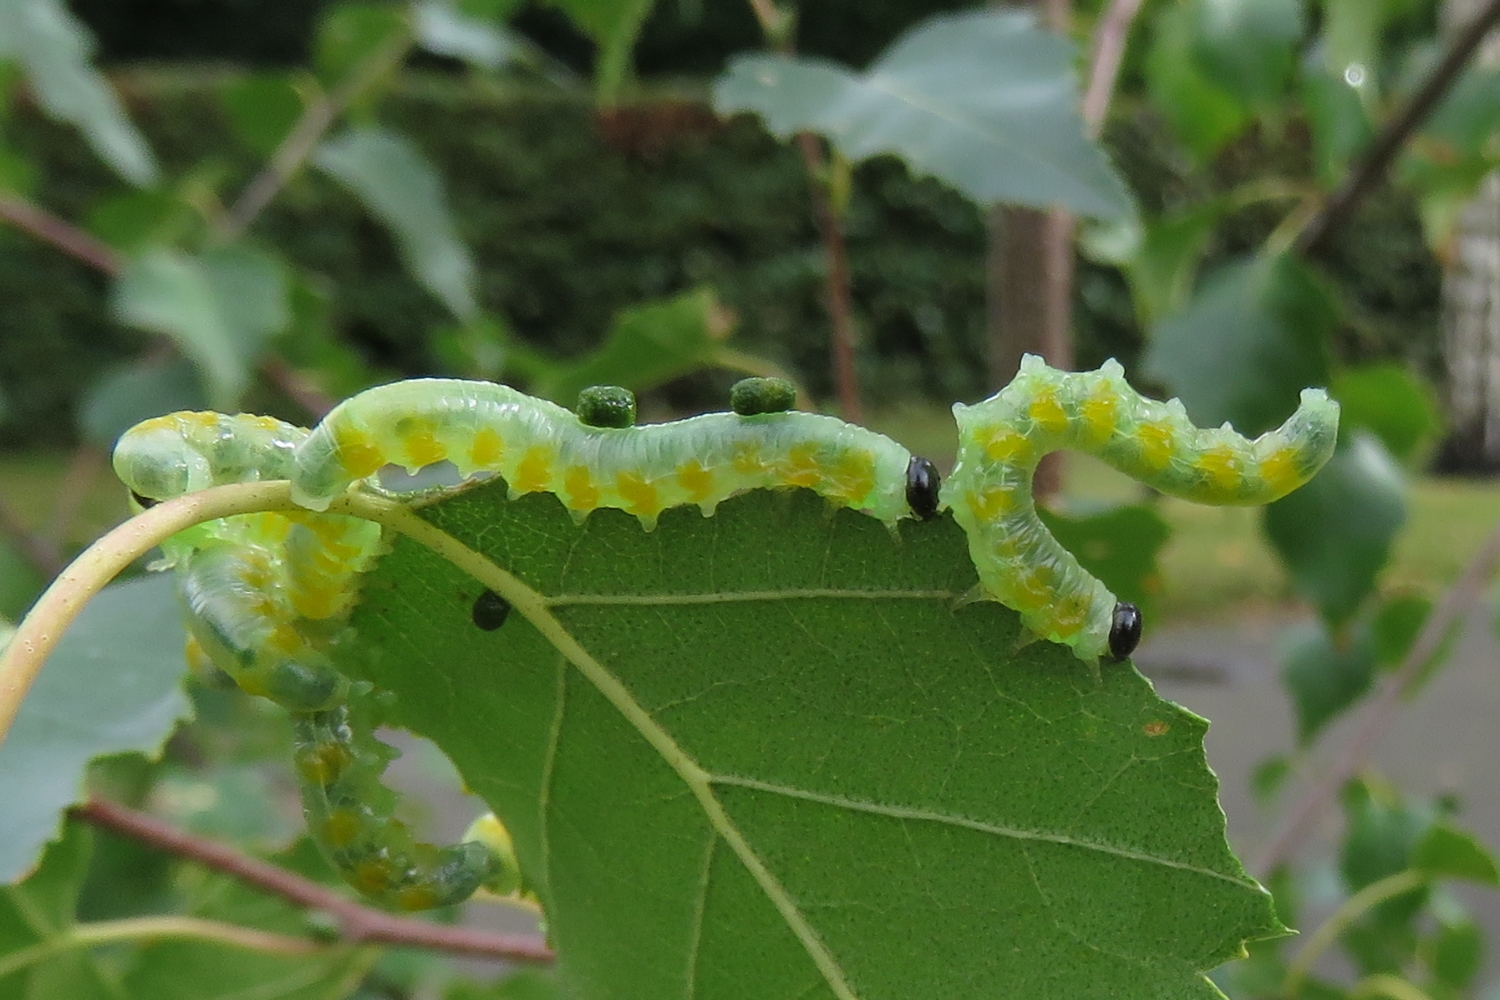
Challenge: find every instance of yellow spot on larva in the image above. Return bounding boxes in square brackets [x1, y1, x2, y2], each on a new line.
[297, 743, 352, 787]
[354, 859, 394, 895]
[616, 470, 661, 518]
[513, 446, 555, 494]
[398, 884, 440, 911]
[323, 809, 361, 848]
[827, 451, 875, 504]
[1143, 721, 1170, 737]
[468, 427, 503, 468]
[1258, 447, 1302, 496]
[188, 412, 221, 431]
[1009, 567, 1053, 612]
[969, 486, 1018, 520]
[731, 443, 763, 477]
[292, 585, 342, 621]
[563, 466, 598, 511]
[981, 427, 1032, 463]
[675, 460, 716, 504]
[267, 625, 305, 655]
[1135, 422, 1175, 471]
[1197, 445, 1242, 492]
[334, 425, 386, 479]
[1048, 591, 1090, 639]
[782, 443, 822, 488]
[401, 419, 447, 468]
[1028, 391, 1069, 434]
[1080, 389, 1118, 442]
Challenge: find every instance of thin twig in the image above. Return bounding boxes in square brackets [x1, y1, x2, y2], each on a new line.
[220, 30, 414, 242]
[74, 798, 554, 963]
[1081, 0, 1147, 137]
[1296, 0, 1500, 257]
[0, 491, 65, 579]
[0, 195, 123, 275]
[1254, 516, 1500, 876]
[259, 357, 337, 419]
[796, 135, 864, 423]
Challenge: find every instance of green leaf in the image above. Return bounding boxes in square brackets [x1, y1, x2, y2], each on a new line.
[1250, 756, 1291, 808]
[316, 1, 409, 87]
[109, 246, 289, 409]
[314, 127, 477, 320]
[536, 288, 734, 404]
[447, 970, 560, 1000]
[1037, 502, 1170, 619]
[1127, 204, 1223, 327]
[0, 824, 118, 999]
[1144, 253, 1336, 437]
[413, 0, 519, 71]
[1144, 3, 1252, 160]
[1427, 913, 1483, 989]
[339, 484, 1281, 999]
[1189, 0, 1304, 106]
[0, 541, 44, 622]
[85, 190, 193, 255]
[713, 11, 1133, 219]
[1263, 433, 1407, 626]
[0, 0, 158, 185]
[550, 0, 654, 101]
[1279, 620, 1376, 743]
[77, 358, 207, 450]
[1330, 364, 1442, 467]
[0, 577, 191, 885]
[221, 73, 308, 156]
[1301, 64, 1372, 188]
[119, 863, 376, 1000]
[1410, 822, 1500, 887]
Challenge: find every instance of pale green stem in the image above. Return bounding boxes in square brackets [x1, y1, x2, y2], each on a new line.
[0, 915, 328, 979]
[1350, 974, 1435, 1000]
[1282, 869, 1428, 997]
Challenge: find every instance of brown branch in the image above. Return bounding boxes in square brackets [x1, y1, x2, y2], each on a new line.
[0, 195, 122, 276]
[259, 357, 336, 419]
[1081, 0, 1146, 137]
[73, 798, 554, 964]
[796, 135, 864, 423]
[0, 491, 65, 579]
[220, 30, 414, 242]
[1296, 0, 1500, 257]
[1253, 516, 1500, 875]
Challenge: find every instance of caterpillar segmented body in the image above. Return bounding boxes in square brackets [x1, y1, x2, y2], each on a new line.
[113, 360, 1337, 905]
[113, 413, 506, 911]
[941, 355, 1338, 657]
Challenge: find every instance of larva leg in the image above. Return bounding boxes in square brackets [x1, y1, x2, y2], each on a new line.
[943, 354, 1338, 661]
[292, 692, 502, 911]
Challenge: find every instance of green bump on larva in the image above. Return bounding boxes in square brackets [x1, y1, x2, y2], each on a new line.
[730, 376, 797, 415]
[576, 385, 636, 428]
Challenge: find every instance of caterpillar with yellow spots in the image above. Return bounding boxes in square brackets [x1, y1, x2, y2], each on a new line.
[112, 360, 1336, 906]
[113, 412, 515, 910]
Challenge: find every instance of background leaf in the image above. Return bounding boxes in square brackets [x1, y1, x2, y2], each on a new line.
[0, 0, 158, 185]
[1038, 502, 1170, 619]
[0, 825, 118, 999]
[1263, 433, 1407, 626]
[413, 0, 519, 71]
[1144, 253, 1336, 436]
[1279, 620, 1376, 743]
[0, 577, 190, 885]
[713, 11, 1133, 219]
[77, 357, 207, 449]
[1330, 364, 1442, 467]
[314, 126, 478, 320]
[337, 483, 1280, 1000]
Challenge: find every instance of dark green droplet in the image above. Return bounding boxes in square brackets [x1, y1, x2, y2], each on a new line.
[576, 385, 636, 428]
[730, 377, 797, 416]
[472, 590, 511, 631]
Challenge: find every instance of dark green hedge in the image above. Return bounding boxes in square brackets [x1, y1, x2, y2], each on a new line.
[0, 73, 1440, 447]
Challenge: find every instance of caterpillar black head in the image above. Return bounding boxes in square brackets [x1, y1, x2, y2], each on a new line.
[730, 377, 797, 416]
[576, 385, 636, 428]
[1107, 602, 1142, 662]
[130, 490, 160, 509]
[904, 456, 941, 520]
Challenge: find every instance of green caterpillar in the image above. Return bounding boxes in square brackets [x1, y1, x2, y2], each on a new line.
[114, 360, 1337, 909]
[113, 412, 512, 910]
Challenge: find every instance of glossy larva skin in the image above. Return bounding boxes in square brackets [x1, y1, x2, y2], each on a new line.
[942, 354, 1339, 659]
[292, 379, 914, 527]
[112, 412, 496, 910]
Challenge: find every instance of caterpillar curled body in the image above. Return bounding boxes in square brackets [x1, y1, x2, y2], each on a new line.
[112, 413, 506, 910]
[941, 355, 1339, 658]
